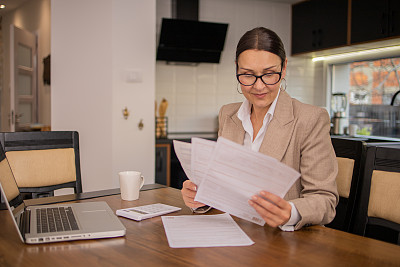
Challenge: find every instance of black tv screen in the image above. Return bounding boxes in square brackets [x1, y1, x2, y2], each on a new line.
[157, 18, 228, 63]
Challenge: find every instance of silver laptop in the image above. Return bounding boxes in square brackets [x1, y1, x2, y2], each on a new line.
[0, 145, 126, 244]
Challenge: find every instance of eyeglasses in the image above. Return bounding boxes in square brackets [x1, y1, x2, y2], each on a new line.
[236, 72, 282, 86]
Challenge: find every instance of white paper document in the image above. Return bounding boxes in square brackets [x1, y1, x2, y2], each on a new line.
[195, 137, 300, 225]
[162, 213, 254, 248]
[173, 137, 300, 226]
[190, 138, 216, 185]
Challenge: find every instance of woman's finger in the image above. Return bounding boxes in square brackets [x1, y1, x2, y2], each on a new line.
[248, 192, 291, 227]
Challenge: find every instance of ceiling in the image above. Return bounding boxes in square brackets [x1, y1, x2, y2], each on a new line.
[0, 0, 302, 16]
[0, 0, 29, 16]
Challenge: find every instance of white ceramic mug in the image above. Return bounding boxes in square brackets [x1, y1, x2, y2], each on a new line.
[119, 171, 144, 201]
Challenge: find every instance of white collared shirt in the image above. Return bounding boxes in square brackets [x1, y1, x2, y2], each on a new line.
[237, 90, 280, 152]
[236, 90, 301, 231]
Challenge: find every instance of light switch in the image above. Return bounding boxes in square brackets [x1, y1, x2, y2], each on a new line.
[125, 70, 142, 83]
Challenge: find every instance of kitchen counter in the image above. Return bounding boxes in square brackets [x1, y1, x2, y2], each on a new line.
[331, 134, 400, 143]
[165, 131, 218, 140]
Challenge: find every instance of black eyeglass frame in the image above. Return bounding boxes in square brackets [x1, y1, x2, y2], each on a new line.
[236, 62, 284, 86]
[236, 72, 282, 86]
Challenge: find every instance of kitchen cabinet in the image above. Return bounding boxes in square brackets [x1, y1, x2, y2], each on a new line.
[156, 139, 190, 189]
[170, 141, 190, 189]
[291, 0, 348, 54]
[155, 139, 190, 189]
[351, 0, 400, 44]
[155, 143, 170, 186]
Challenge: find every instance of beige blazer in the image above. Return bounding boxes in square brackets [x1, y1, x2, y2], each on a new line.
[218, 91, 339, 230]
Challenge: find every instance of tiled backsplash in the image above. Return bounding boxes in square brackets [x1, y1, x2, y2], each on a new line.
[156, 0, 323, 134]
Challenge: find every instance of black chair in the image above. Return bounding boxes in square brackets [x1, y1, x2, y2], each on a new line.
[352, 144, 400, 245]
[326, 137, 366, 232]
[0, 131, 82, 199]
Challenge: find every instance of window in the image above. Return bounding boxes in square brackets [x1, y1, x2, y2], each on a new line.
[350, 58, 400, 105]
[331, 57, 400, 138]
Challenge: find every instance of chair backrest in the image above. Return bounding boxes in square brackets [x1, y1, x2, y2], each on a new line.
[0, 131, 82, 198]
[353, 144, 400, 245]
[326, 137, 366, 232]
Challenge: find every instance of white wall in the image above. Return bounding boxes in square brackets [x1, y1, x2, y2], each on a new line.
[1, 0, 51, 131]
[156, 0, 323, 134]
[52, 0, 156, 192]
[111, 0, 156, 188]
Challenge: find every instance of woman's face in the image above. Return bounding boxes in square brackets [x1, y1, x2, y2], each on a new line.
[237, 49, 286, 112]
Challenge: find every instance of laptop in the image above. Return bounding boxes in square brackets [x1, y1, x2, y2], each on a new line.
[0, 145, 126, 244]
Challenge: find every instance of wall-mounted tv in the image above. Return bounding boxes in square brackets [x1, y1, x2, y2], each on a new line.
[157, 18, 228, 64]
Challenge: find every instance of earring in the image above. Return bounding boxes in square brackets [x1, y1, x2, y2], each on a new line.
[279, 78, 287, 92]
[236, 83, 243, 94]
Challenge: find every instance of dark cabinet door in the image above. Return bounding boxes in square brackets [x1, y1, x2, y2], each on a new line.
[292, 1, 315, 54]
[351, 0, 400, 44]
[292, 0, 348, 54]
[316, 0, 348, 50]
[351, 0, 389, 44]
[155, 144, 170, 186]
[389, 0, 400, 37]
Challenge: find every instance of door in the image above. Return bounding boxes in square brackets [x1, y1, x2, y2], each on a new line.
[389, 0, 400, 37]
[291, 0, 315, 54]
[291, 0, 348, 54]
[351, 0, 389, 44]
[316, 0, 348, 50]
[155, 143, 171, 186]
[10, 25, 37, 131]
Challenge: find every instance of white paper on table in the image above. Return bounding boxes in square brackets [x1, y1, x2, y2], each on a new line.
[195, 137, 301, 226]
[172, 140, 192, 180]
[161, 213, 254, 248]
[190, 137, 216, 185]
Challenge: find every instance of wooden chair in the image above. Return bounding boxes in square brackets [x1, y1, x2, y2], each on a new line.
[352, 144, 400, 245]
[0, 131, 82, 199]
[326, 137, 366, 232]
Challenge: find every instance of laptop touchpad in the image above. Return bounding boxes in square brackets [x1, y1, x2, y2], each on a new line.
[79, 210, 115, 230]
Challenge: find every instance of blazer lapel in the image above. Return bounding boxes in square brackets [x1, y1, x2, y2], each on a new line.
[223, 112, 245, 145]
[259, 91, 296, 161]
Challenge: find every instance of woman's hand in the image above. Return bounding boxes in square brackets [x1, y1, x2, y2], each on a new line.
[181, 180, 206, 209]
[248, 191, 292, 227]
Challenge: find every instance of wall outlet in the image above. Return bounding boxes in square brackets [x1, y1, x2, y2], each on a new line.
[126, 70, 142, 83]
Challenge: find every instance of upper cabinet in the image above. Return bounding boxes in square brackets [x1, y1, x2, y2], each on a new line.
[292, 0, 400, 55]
[292, 0, 348, 55]
[351, 0, 400, 44]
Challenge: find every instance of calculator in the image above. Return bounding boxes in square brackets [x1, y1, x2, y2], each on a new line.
[116, 203, 182, 221]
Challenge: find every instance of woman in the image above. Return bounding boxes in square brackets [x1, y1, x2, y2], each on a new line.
[181, 27, 338, 231]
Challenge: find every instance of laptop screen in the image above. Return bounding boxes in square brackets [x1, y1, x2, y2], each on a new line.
[0, 145, 24, 209]
[0, 144, 27, 242]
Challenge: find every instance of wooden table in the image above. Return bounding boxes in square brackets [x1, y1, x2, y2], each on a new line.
[1, 187, 399, 266]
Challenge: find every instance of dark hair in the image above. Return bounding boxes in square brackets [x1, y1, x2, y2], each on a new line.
[236, 27, 286, 67]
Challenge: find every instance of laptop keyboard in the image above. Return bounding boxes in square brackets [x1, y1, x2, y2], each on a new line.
[36, 207, 79, 233]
